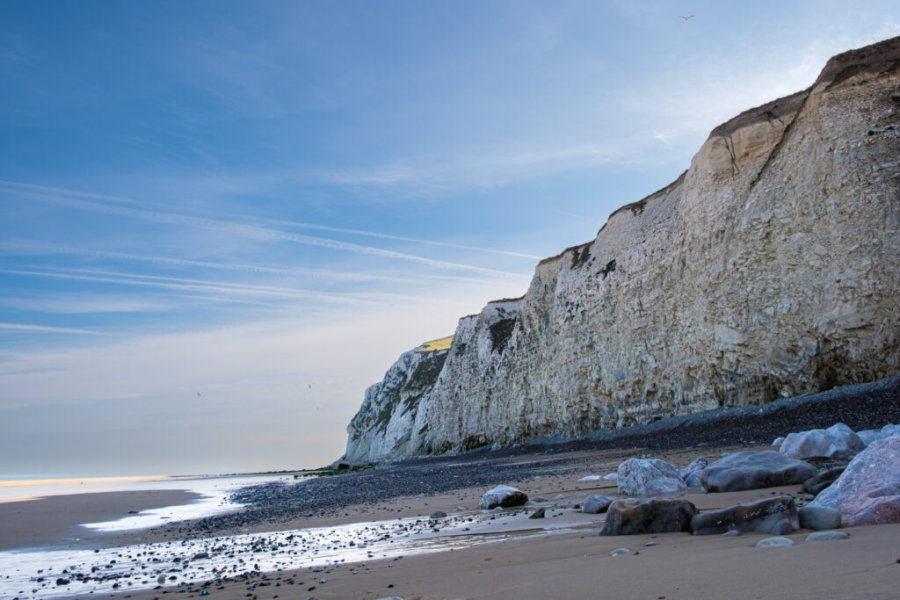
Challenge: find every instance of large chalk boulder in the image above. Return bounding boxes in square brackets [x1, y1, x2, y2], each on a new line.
[779, 423, 865, 460]
[479, 485, 528, 509]
[601, 498, 697, 536]
[700, 451, 817, 493]
[856, 423, 900, 446]
[807, 436, 900, 527]
[617, 458, 687, 497]
[691, 496, 799, 536]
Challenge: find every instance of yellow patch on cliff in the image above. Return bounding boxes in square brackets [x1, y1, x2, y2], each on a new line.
[419, 335, 453, 352]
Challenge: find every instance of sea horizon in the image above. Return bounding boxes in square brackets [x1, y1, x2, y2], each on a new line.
[0, 471, 292, 505]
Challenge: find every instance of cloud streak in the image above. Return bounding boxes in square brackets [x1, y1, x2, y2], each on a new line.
[0, 322, 107, 335]
[0, 180, 533, 277]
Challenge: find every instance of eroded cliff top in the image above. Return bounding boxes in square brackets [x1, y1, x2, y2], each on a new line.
[710, 35, 900, 139]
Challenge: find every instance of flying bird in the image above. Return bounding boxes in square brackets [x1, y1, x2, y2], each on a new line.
[679, 15, 695, 21]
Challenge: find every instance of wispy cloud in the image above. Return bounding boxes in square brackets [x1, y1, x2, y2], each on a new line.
[0, 322, 107, 335]
[0, 267, 415, 308]
[1, 180, 528, 278]
[317, 140, 631, 195]
[0, 294, 173, 315]
[0, 241, 506, 287]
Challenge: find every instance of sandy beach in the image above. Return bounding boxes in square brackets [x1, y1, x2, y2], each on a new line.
[2, 441, 897, 600]
[0, 489, 202, 551]
[107, 456, 898, 600]
[2, 379, 897, 600]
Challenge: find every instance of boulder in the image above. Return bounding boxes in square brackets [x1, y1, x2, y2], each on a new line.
[582, 494, 614, 514]
[690, 496, 798, 536]
[807, 436, 900, 527]
[617, 458, 687, 497]
[699, 451, 817, 493]
[798, 505, 841, 530]
[479, 485, 528, 509]
[779, 423, 865, 460]
[802, 467, 845, 496]
[856, 423, 900, 446]
[600, 498, 697, 536]
[680, 456, 708, 488]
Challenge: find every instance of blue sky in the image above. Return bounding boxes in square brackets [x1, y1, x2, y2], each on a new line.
[1, 1, 897, 476]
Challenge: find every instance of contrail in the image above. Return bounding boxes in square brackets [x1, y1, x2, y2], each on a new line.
[0, 180, 537, 273]
[0, 241, 509, 287]
[0, 322, 107, 335]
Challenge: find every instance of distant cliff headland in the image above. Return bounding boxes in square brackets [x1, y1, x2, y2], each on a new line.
[342, 36, 900, 465]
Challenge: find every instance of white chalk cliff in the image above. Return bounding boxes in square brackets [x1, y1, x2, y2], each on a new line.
[342, 37, 900, 464]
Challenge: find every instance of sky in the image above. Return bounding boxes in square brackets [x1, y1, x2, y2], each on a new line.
[1, 1, 897, 477]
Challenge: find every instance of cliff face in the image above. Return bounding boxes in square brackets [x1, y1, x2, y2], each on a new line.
[342, 37, 900, 464]
[343, 342, 449, 464]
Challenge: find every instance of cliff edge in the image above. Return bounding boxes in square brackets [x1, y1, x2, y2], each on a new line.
[341, 36, 900, 464]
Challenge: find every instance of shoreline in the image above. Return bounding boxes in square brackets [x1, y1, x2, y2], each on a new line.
[1, 377, 897, 598]
[0, 489, 203, 551]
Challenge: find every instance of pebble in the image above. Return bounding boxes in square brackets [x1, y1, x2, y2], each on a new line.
[610, 547, 631, 557]
[806, 531, 850, 542]
[755, 536, 795, 548]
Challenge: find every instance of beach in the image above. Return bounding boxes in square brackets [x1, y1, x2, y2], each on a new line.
[0, 489, 201, 551]
[2, 380, 898, 600]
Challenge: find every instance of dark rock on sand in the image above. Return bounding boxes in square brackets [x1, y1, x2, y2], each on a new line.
[808, 436, 900, 526]
[529, 508, 546, 519]
[479, 485, 528, 509]
[798, 505, 842, 530]
[691, 496, 798, 535]
[802, 467, 845, 496]
[617, 458, 686, 497]
[601, 498, 697, 536]
[582, 494, 614, 514]
[429, 511, 447, 519]
[700, 451, 817, 493]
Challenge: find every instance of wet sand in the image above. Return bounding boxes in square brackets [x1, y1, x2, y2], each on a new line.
[120, 525, 900, 600]
[0, 489, 201, 551]
[109, 482, 900, 600]
[6, 377, 898, 598]
[3, 445, 899, 600]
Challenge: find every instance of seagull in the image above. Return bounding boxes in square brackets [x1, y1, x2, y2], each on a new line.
[679, 15, 694, 21]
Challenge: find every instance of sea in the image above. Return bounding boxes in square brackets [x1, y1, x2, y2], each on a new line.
[0, 473, 291, 530]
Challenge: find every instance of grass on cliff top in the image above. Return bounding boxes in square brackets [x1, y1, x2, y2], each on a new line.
[419, 335, 453, 352]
